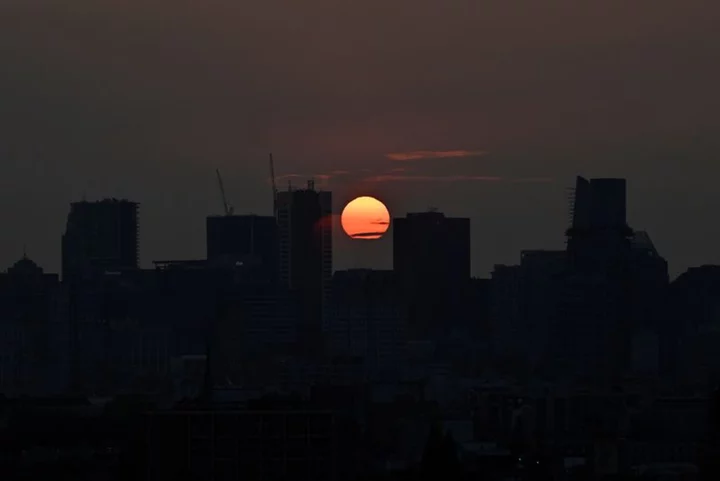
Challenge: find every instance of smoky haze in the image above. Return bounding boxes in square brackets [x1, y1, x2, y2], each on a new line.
[1, 0, 719, 276]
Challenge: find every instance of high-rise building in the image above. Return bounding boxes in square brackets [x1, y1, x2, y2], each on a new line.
[545, 177, 669, 385]
[61, 199, 139, 283]
[393, 211, 471, 337]
[206, 214, 278, 282]
[393, 211, 471, 291]
[275, 181, 332, 355]
[569, 177, 627, 230]
[567, 176, 633, 266]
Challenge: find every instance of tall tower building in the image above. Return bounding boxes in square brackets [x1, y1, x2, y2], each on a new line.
[61, 199, 139, 283]
[566, 176, 632, 267]
[206, 214, 278, 282]
[549, 176, 665, 385]
[275, 181, 332, 354]
[393, 211, 471, 337]
[393, 211, 471, 291]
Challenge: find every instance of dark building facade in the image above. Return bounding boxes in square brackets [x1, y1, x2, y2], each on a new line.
[206, 214, 278, 283]
[393, 211, 471, 291]
[276, 182, 332, 356]
[209, 284, 299, 389]
[392, 211, 471, 337]
[487, 177, 669, 386]
[549, 177, 635, 384]
[665, 266, 720, 387]
[0, 256, 67, 395]
[61, 199, 139, 283]
[328, 269, 407, 379]
[566, 176, 633, 267]
[547, 177, 668, 385]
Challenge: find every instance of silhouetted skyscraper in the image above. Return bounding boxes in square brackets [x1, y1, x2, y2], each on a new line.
[567, 177, 632, 266]
[206, 214, 278, 282]
[393, 211, 470, 291]
[275, 181, 332, 355]
[545, 176, 668, 386]
[61, 199, 139, 283]
[393, 211, 470, 337]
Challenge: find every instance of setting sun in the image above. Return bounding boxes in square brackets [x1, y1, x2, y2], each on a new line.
[341, 196, 391, 240]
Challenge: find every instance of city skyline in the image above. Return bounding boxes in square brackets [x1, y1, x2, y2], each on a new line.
[2, 1, 720, 278]
[2, 2, 720, 478]
[0, 173, 708, 280]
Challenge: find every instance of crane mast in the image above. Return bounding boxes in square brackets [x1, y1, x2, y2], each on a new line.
[215, 169, 233, 216]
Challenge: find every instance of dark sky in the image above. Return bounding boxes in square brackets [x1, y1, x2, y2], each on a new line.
[1, 0, 719, 278]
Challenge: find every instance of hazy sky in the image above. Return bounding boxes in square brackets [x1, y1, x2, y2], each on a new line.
[1, 0, 719, 277]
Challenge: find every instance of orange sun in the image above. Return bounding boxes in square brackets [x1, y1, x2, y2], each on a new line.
[341, 196, 391, 240]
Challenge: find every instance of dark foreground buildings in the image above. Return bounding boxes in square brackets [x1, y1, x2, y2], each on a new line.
[146, 408, 342, 481]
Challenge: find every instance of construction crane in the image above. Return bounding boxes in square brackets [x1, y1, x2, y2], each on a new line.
[215, 169, 234, 216]
[269, 153, 278, 214]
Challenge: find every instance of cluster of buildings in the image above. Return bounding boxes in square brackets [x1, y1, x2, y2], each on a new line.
[1, 176, 719, 479]
[0, 180, 475, 398]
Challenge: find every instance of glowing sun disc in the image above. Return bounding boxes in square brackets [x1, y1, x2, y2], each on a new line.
[341, 196, 391, 240]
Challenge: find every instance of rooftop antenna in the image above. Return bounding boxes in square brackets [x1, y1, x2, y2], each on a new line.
[215, 169, 234, 216]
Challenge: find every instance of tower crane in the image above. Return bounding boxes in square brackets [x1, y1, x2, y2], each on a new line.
[215, 169, 234, 216]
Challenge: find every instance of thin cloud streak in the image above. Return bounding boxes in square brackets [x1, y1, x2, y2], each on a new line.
[385, 150, 487, 161]
[366, 174, 503, 183]
[351, 232, 386, 239]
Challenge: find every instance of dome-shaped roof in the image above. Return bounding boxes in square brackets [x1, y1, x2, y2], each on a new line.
[8, 254, 42, 275]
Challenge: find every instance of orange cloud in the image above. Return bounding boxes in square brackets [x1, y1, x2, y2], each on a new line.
[365, 174, 502, 183]
[385, 150, 486, 161]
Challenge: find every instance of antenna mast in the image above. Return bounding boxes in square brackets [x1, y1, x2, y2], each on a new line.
[215, 169, 233, 216]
